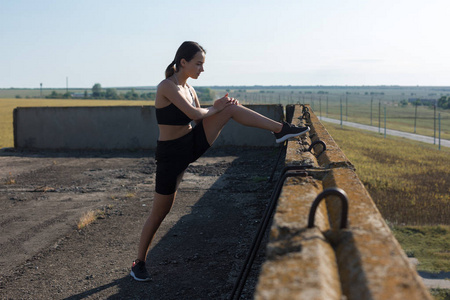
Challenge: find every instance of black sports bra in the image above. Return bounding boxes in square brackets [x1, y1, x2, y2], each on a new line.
[156, 103, 192, 125]
[156, 85, 196, 125]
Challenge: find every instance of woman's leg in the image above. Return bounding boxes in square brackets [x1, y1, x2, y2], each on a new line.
[136, 191, 176, 261]
[202, 104, 283, 145]
[136, 171, 185, 261]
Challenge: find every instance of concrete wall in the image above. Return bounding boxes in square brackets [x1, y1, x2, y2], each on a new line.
[13, 104, 283, 150]
[255, 105, 433, 300]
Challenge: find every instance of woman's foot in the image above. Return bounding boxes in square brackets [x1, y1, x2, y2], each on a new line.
[274, 122, 310, 143]
[130, 260, 151, 282]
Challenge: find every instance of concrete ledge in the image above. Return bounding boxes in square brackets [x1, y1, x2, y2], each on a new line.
[13, 104, 283, 150]
[257, 228, 342, 300]
[256, 105, 432, 300]
[256, 176, 342, 300]
[308, 109, 354, 170]
[325, 168, 432, 300]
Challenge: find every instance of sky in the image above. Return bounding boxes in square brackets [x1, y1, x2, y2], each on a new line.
[1, 0, 450, 88]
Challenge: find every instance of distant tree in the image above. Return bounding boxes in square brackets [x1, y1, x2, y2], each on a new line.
[438, 96, 449, 109]
[92, 83, 102, 98]
[124, 88, 139, 100]
[400, 99, 408, 107]
[46, 91, 63, 99]
[84, 90, 88, 98]
[49, 91, 58, 98]
[195, 87, 215, 102]
[105, 88, 119, 99]
[140, 92, 155, 100]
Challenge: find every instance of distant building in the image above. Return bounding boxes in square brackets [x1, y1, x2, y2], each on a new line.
[71, 93, 92, 98]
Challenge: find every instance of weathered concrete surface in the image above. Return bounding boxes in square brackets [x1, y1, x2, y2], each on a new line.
[324, 168, 432, 300]
[256, 229, 342, 300]
[14, 106, 157, 149]
[256, 176, 343, 300]
[256, 105, 433, 300]
[0, 147, 279, 299]
[13, 104, 283, 150]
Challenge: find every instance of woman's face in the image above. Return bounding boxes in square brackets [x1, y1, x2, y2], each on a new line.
[182, 51, 205, 79]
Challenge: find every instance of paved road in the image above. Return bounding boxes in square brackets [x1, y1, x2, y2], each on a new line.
[319, 117, 450, 148]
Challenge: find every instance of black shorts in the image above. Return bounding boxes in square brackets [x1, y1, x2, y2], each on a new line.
[155, 121, 210, 195]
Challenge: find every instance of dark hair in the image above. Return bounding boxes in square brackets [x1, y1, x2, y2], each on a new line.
[165, 41, 206, 78]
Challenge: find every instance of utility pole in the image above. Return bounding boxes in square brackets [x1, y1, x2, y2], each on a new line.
[345, 95, 348, 121]
[434, 101, 437, 144]
[319, 96, 322, 119]
[40, 83, 43, 98]
[370, 97, 373, 126]
[378, 98, 381, 133]
[439, 113, 441, 150]
[414, 100, 418, 134]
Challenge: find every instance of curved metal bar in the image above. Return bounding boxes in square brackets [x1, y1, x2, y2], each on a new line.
[302, 106, 309, 113]
[230, 165, 310, 300]
[307, 140, 326, 156]
[302, 111, 310, 120]
[307, 187, 349, 229]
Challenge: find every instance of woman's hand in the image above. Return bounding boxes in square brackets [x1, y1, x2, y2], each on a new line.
[213, 93, 240, 112]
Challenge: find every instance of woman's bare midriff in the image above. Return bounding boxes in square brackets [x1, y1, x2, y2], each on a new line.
[157, 124, 193, 141]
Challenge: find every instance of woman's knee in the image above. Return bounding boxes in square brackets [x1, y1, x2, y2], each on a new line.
[219, 103, 241, 118]
[205, 105, 234, 125]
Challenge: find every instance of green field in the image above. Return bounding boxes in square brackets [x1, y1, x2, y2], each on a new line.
[324, 121, 449, 225]
[3, 86, 450, 140]
[322, 102, 450, 140]
[323, 120, 449, 280]
[216, 86, 450, 140]
[0, 98, 153, 149]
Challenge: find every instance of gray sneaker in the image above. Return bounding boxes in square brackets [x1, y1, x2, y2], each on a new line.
[274, 122, 310, 143]
[130, 260, 151, 282]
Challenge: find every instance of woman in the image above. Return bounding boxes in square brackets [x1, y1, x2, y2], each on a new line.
[130, 41, 309, 281]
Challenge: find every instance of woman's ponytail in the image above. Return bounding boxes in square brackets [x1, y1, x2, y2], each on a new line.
[165, 42, 206, 79]
[165, 60, 176, 78]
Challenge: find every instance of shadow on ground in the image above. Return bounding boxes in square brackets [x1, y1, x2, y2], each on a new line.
[1, 147, 282, 300]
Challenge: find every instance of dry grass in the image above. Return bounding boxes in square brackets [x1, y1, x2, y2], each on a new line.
[323, 121, 450, 226]
[77, 210, 99, 230]
[76, 205, 114, 230]
[4, 172, 16, 185]
[323, 121, 450, 276]
[77, 209, 107, 230]
[125, 192, 136, 198]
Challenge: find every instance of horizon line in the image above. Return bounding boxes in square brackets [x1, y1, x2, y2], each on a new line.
[2, 84, 450, 90]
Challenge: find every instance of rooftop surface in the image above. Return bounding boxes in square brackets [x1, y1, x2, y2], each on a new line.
[0, 147, 281, 299]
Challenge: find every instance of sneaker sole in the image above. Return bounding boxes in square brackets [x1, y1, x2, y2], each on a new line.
[130, 270, 151, 282]
[275, 127, 310, 143]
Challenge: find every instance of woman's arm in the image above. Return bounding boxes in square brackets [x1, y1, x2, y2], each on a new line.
[158, 79, 232, 120]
